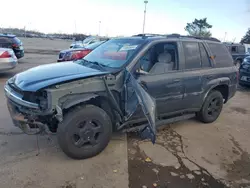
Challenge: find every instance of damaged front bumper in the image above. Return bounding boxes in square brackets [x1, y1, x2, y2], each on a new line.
[7, 100, 49, 135]
[5, 84, 52, 135]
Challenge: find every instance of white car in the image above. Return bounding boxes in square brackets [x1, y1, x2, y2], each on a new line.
[0, 48, 18, 72]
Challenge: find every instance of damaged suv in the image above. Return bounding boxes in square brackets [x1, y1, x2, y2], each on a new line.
[5, 34, 237, 159]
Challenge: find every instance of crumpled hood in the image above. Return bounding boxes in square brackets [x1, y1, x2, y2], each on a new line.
[13, 62, 108, 92]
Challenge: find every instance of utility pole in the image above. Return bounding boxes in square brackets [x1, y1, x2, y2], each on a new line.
[74, 20, 77, 34]
[24, 26, 26, 38]
[142, 0, 148, 34]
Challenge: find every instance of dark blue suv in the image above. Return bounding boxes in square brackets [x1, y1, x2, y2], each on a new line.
[4, 34, 237, 159]
[0, 34, 24, 59]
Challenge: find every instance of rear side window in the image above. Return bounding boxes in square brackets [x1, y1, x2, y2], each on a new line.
[207, 43, 234, 67]
[238, 45, 245, 54]
[183, 42, 201, 69]
[231, 46, 237, 53]
[0, 37, 11, 44]
[199, 43, 211, 68]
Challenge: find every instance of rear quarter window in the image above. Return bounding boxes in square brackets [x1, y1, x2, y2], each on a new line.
[207, 42, 234, 67]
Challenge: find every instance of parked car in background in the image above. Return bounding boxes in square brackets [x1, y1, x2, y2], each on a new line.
[58, 41, 106, 62]
[69, 41, 84, 49]
[69, 36, 109, 49]
[5, 34, 237, 159]
[0, 48, 18, 72]
[0, 34, 24, 59]
[239, 56, 250, 87]
[224, 43, 248, 68]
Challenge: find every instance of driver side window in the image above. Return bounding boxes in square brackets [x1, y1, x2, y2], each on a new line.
[137, 42, 178, 75]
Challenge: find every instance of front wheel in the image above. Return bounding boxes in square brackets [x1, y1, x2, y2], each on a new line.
[197, 90, 224, 123]
[57, 105, 112, 159]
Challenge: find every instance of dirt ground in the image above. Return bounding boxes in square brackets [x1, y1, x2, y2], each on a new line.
[0, 37, 249, 188]
[127, 87, 250, 188]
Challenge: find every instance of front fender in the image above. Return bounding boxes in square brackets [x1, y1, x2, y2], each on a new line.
[59, 93, 99, 109]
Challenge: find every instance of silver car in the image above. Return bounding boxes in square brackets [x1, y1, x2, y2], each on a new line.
[0, 48, 18, 72]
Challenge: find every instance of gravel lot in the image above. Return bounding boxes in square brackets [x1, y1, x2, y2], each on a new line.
[0, 38, 249, 188]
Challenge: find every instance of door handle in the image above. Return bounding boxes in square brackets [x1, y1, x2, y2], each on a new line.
[173, 79, 181, 83]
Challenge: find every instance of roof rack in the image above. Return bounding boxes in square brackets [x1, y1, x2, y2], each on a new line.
[165, 34, 221, 42]
[132, 33, 221, 42]
[132, 33, 165, 38]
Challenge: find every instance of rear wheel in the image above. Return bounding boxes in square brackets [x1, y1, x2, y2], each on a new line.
[57, 105, 112, 159]
[197, 90, 224, 123]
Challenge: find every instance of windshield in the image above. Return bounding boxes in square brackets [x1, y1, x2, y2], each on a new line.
[83, 37, 95, 44]
[72, 44, 84, 49]
[83, 38, 145, 68]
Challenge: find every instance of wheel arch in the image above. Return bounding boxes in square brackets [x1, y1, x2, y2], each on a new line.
[60, 92, 120, 130]
[204, 84, 229, 104]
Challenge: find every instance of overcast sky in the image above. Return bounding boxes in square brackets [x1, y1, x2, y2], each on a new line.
[0, 0, 249, 41]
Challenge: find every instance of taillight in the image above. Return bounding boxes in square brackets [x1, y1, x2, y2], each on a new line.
[0, 51, 11, 58]
[64, 49, 92, 61]
[236, 70, 239, 82]
[12, 43, 19, 48]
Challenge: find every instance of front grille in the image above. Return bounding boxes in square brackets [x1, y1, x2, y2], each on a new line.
[8, 83, 23, 96]
[59, 52, 65, 59]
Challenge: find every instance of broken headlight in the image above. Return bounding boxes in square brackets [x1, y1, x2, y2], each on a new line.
[38, 91, 48, 110]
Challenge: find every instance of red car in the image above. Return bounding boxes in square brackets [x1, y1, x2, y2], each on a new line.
[57, 41, 106, 62]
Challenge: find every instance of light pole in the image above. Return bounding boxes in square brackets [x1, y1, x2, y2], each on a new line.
[142, 0, 148, 34]
[98, 21, 101, 36]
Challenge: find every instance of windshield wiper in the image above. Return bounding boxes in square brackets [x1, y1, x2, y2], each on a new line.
[77, 59, 106, 71]
[89, 61, 107, 71]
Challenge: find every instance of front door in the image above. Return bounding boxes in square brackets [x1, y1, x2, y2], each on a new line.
[138, 72, 185, 116]
[124, 70, 156, 143]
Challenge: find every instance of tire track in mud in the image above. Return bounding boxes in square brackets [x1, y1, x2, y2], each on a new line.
[127, 126, 228, 188]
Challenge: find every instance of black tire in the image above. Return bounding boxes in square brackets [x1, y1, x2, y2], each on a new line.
[57, 105, 112, 159]
[197, 90, 224, 123]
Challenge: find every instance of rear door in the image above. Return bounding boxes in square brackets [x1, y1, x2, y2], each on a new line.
[181, 41, 203, 110]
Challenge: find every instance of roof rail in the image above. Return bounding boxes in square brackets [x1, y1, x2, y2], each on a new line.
[165, 34, 220, 42]
[132, 33, 165, 38]
[132, 33, 220, 42]
[183, 36, 221, 42]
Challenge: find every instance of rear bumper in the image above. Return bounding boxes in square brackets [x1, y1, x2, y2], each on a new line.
[14, 50, 24, 59]
[57, 59, 70, 62]
[239, 71, 250, 85]
[0, 59, 18, 72]
[228, 84, 237, 100]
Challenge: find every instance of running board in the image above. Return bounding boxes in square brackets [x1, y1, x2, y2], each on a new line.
[124, 113, 195, 133]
